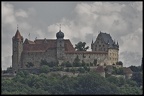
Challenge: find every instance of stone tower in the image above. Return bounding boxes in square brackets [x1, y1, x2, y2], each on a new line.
[12, 28, 23, 73]
[56, 29, 65, 65]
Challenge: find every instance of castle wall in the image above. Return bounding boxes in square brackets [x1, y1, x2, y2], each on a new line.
[21, 49, 57, 68]
[65, 53, 108, 65]
[108, 49, 119, 65]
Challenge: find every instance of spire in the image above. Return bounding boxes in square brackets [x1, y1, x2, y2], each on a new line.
[92, 38, 93, 44]
[113, 39, 115, 44]
[28, 33, 30, 40]
[17, 24, 18, 30]
[13, 25, 23, 41]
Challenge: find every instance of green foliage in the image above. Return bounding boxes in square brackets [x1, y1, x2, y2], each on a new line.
[40, 59, 58, 67]
[116, 61, 123, 66]
[129, 66, 141, 72]
[26, 62, 34, 68]
[75, 41, 89, 51]
[73, 55, 81, 67]
[39, 65, 50, 73]
[61, 61, 72, 67]
[77, 67, 85, 73]
[119, 84, 142, 95]
[83, 66, 90, 72]
[112, 67, 124, 75]
[81, 60, 86, 66]
[90, 62, 93, 66]
[2, 70, 142, 95]
[131, 72, 142, 87]
[69, 68, 76, 74]
[93, 59, 97, 66]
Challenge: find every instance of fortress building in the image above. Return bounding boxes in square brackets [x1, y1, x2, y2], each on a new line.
[12, 28, 119, 73]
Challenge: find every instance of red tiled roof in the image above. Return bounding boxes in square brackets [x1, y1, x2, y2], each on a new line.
[64, 39, 75, 51]
[23, 39, 75, 52]
[123, 67, 133, 74]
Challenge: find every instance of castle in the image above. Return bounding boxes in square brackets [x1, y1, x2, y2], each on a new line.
[12, 27, 119, 73]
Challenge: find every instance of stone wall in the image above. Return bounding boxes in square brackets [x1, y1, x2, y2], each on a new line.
[65, 53, 108, 65]
[21, 49, 57, 68]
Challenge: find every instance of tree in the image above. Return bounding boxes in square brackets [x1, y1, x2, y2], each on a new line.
[75, 41, 89, 51]
[129, 66, 141, 72]
[40, 60, 58, 67]
[26, 62, 34, 68]
[77, 67, 85, 73]
[73, 55, 81, 67]
[40, 59, 48, 66]
[116, 61, 123, 66]
[93, 59, 97, 66]
[39, 65, 50, 73]
[131, 72, 142, 87]
[62, 61, 72, 67]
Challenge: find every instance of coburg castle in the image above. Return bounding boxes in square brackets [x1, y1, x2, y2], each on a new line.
[12, 27, 119, 73]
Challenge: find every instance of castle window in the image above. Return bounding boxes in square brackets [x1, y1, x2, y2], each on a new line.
[89, 56, 90, 58]
[103, 45, 104, 47]
[95, 48, 97, 51]
[99, 45, 101, 47]
[95, 45, 97, 47]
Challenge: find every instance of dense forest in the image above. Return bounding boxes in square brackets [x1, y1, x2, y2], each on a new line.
[2, 70, 142, 95]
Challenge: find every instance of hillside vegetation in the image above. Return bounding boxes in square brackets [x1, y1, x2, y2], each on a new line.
[2, 70, 142, 95]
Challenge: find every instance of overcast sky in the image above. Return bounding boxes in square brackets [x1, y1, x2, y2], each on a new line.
[2, 2, 143, 70]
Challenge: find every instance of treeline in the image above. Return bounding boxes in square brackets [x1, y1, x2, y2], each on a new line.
[2, 71, 142, 95]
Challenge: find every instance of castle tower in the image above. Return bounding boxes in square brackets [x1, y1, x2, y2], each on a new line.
[92, 32, 119, 65]
[56, 28, 65, 65]
[12, 27, 23, 73]
[107, 41, 119, 65]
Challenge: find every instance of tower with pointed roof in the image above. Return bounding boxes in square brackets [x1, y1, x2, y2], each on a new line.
[12, 27, 23, 73]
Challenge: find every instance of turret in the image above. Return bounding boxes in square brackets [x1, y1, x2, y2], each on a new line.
[12, 26, 23, 73]
[56, 25, 65, 65]
[117, 41, 119, 46]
